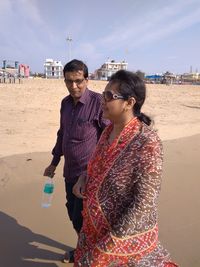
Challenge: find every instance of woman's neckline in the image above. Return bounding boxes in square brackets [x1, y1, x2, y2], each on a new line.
[107, 117, 138, 146]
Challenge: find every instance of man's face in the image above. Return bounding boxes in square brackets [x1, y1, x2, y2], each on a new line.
[64, 70, 88, 100]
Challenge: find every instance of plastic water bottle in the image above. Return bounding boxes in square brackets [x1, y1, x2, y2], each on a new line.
[41, 177, 54, 208]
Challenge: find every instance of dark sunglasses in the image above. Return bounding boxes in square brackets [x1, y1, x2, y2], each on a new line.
[102, 91, 125, 102]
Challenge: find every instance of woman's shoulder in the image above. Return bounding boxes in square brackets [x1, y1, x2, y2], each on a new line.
[134, 122, 162, 148]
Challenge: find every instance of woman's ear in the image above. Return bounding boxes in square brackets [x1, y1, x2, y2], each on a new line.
[126, 97, 136, 110]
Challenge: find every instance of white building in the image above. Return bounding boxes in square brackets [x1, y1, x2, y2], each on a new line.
[95, 59, 128, 80]
[44, 59, 63, 79]
[182, 72, 200, 80]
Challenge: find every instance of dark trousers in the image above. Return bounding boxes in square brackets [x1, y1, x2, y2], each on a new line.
[64, 179, 83, 233]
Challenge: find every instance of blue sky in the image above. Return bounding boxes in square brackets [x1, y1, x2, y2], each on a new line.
[0, 0, 200, 74]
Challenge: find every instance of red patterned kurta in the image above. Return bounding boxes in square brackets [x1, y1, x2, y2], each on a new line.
[74, 118, 178, 267]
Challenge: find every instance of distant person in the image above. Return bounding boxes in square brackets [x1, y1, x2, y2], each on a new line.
[43, 59, 109, 263]
[73, 70, 178, 266]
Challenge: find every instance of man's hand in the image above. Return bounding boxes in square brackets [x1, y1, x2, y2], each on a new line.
[73, 174, 87, 199]
[43, 165, 56, 178]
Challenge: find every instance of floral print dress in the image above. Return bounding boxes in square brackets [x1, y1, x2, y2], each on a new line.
[74, 118, 178, 267]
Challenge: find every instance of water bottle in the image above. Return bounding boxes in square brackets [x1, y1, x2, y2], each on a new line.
[41, 177, 54, 208]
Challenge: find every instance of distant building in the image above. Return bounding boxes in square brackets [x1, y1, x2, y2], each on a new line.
[163, 72, 177, 84]
[19, 64, 30, 78]
[1, 60, 30, 78]
[145, 72, 179, 84]
[44, 59, 63, 79]
[95, 59, 128, 80]
[2, 60, 19, 77]
[181, 72, 200, 81]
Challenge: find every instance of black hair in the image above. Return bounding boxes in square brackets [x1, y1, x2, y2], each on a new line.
[63, 59, 88, 78]
[110, 70, 152, 126]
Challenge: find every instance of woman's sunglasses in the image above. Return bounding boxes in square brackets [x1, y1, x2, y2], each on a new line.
[102, 91, 125, 102]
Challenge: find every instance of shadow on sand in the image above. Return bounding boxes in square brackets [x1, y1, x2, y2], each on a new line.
[0, 211, 73, 266]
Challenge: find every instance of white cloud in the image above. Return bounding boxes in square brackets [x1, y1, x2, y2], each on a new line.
[71, 42, 104, 70]
[74, 43, 103, 59]
[0, 0, 12, 14]
[96, 0, 200, 51]
[0, 0, 12, 26]
[17, 0, 43, 25]
[127, 7, 200, 50]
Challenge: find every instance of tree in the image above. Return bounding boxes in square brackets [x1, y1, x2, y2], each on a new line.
[136, 70, 145, 80]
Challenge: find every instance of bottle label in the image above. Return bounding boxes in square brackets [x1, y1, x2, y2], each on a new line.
[44, 183, 54, 194]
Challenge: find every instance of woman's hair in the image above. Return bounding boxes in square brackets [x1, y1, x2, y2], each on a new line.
[63, 59, 88, 78]
[110, 70, 152, 126]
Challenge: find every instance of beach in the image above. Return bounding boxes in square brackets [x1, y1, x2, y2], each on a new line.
[0, 79, 200, 266]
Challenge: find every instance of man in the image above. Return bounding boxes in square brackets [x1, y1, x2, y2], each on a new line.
[43, 59, 109, 263]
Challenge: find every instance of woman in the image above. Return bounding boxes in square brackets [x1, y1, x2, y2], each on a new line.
[73, 70, 178, 266]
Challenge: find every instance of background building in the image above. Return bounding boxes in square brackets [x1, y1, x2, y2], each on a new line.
[1, 60, 30, 79]
[95, 59, 128, 80]
[2, 60, 19, 77]
[19, 64, 30, 78]
[44, 59, 63, 79]
[181, 72, 200, 83]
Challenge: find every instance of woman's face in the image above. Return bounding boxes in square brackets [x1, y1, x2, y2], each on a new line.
[102, 81, 128, 122]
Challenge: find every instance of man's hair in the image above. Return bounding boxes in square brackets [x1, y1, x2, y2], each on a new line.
[63, 59, 88, 78]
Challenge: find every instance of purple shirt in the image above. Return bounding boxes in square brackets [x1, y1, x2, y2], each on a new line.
[51, 88, 109, 182]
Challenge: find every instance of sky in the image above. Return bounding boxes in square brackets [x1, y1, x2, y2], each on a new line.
[0, 0, 200, 75]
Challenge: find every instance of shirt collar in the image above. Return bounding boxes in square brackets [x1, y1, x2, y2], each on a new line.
[68, 88, 90, 105]
[77, 88, 90, 105]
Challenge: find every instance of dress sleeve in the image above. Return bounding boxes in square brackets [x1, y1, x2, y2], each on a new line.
[111, 136, 163, 237]
[51, 102, 64, 166]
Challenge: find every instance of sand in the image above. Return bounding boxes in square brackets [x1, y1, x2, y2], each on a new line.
[0, 79, 200, 266]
